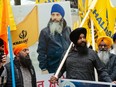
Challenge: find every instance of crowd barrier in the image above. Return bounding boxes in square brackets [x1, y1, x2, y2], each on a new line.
[59, 79, 116, 87]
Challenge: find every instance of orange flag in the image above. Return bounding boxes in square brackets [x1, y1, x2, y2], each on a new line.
[0, 0, 9, 54]
[0, 0, 16, 54]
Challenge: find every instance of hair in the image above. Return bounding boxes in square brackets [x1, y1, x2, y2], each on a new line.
[0, 38, 4, 46]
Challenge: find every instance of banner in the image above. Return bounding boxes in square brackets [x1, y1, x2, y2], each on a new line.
[59, 79, 116, 87]
[11, 6, 39, 47]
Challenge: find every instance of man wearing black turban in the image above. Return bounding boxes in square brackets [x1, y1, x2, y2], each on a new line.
[50, 27, 113, 83]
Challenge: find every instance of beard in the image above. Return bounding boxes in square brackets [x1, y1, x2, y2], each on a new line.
[49, 20, 63, 35]
[98, 51, 109, 64]
[76, 41, 88, 55]
[19, 54, 32, 68]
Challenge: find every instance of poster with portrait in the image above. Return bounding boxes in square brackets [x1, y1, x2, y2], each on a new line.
[38, 1, 72, 32]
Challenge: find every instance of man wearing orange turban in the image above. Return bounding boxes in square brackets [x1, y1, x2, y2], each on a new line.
[97, 36, 116, 81]
[13, 43, 28, 55]
[0, 43, 37, 87]
[97, 36, 113, 50]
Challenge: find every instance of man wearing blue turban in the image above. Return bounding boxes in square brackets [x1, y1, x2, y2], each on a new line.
[37, 4, 71, 74]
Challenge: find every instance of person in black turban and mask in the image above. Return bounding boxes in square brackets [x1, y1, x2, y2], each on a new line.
[50, 27, 113, 83]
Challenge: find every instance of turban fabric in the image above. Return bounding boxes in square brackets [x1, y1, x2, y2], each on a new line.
[13, 43, 28, 55]
[70, 27, 87, 45]
[97, 36, 113, 49]
[51, 4, 65, 17]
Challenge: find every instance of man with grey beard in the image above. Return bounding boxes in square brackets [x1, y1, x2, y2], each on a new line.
[37, 4, 71, 74]
[97, 36, 116, 81]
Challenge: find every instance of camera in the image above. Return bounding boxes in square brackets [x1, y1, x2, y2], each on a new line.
[0, 50, 4, 62]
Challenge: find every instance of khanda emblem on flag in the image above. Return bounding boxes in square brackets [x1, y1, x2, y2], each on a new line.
[19, 30, 27, 39]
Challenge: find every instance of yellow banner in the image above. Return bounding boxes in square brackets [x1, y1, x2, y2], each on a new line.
[90, 0, 115, 38]
[11, 6, 39, 47]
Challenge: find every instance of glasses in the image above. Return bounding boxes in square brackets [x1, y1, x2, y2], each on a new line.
[99, 44, 108, 48]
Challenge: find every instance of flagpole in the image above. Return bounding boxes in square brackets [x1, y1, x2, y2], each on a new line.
[91, 19, 98, 82]
[8, 26, 16, 87]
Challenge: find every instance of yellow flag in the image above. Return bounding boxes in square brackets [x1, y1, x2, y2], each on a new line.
[0, 0, 16, 31]
[107, 0, 116, 34]
[90, 0, 115, 38]
[11, 6, 39, 47]
[78, 0, 106, 50]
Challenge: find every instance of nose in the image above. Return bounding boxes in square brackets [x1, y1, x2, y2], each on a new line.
[81, 38, 85, 41]
[26, 49, 29, 54]
[52, 15, 57, 21]
[101, 45, 105, 48]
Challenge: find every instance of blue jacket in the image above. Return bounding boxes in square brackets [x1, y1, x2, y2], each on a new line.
[37, 20, 71, 73]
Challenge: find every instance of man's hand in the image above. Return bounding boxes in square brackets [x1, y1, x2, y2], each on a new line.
[112, 81, 116, 84]
[50, 75, 58, 84]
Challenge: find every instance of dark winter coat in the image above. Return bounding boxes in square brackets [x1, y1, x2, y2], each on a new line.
[37, 19, 71, 73]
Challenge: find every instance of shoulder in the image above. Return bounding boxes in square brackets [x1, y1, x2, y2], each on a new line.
[40, 27, 50, 36]
[88, 48, 98, 58]
[109, 53, 116, 59]
[4, 63, 10, 68]
[41, 27, 49, 33]
[63, 26, 71, 34]
[88, 48, 96, 54]
[65, 26, 71, 31]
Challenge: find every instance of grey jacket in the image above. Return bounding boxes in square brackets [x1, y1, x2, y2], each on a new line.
[58, 47, 112, 82]
[106, 53, 116, 81]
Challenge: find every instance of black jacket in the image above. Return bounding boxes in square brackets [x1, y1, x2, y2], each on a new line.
[4, 59, 37, 87]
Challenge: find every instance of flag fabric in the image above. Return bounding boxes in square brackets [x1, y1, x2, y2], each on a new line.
[36, 0, 61, 4]
[90, 0, 116, 38]
[78, 0, 116, 50]
[106, 0, 116, 34]
[0, 0, 16, 54]
[11, 6, 39, 47]
[78, 0, 107, 50]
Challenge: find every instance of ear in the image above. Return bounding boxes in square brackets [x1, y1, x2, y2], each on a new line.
[15, 53, 20, 58]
